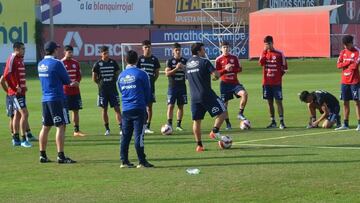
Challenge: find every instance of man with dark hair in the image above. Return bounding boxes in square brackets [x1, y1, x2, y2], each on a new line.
[38, 41, 78, 163]
[335, 34, 360, 131]
[186, 42, 227, 152]
[299, 90, 341, 129]
[92, 45, 122, 136]
[118, 50, 154, 168]
[164, 42, 188, 131]
[3, 41, 36, 147]
[215, 41, 248, 130]
[259, 35, 288, 129]
[62, 45, 85, 137]
[137, 40, 161, 134]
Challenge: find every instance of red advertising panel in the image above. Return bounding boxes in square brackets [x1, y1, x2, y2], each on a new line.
[249, 7, 332, 58]
[43, 27, 149, 61]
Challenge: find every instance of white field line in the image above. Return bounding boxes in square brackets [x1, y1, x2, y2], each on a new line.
[233, 143, 360, 150]
[233, 129, 353, 144]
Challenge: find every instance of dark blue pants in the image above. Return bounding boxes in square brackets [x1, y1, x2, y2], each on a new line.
[120, 109, 147, 163]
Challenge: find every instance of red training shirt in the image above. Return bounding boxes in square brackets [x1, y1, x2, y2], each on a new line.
[3, 53, 26, 96]
[337, 47, 360, 85]
[215, 54, 241, 84]
[259, 49, 288, 86]
[62, 58, 81, 95]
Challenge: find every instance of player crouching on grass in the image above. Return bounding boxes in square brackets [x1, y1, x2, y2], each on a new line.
[164, 43, 188, 131]
[186, 42, 227, 152]
[335, 35, 360, 131]
[299, 90, 341, 129]
[62, 45, 86, 137]
[215, 41, 248, 130]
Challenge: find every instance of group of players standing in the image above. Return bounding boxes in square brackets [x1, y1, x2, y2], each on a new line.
[1, 33, 359, 165]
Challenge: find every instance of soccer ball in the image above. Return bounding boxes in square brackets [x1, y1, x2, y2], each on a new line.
[161, 124, 173, 135]
[218, 135, 233, 149]
[240, 119, 251, 130]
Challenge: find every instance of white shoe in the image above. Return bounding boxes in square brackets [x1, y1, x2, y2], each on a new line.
[144, 128, 154, 134]
[335, 125, 349, 131]
[104, 130, 110, 136]
[119, 131, 123, 135]
[356, 125, 360, 131]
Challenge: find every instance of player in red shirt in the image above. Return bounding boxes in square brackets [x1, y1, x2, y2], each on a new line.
[3, 42, 36, 147]
[62, 45, 86, 136]
[259, 36, 288, 129]
[335, 35, 360, 131]
[215, 41, 248, 130]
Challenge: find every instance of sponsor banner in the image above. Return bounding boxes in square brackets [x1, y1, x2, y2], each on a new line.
[258, 0, 360, 24]
[40, 0, 150, 25]
[0, 0, 36, 63]
[331, 24, 360, 56]
[43, 27, 149, 61]
[153, 0, 256, 25]
[150, 29, 248, 60]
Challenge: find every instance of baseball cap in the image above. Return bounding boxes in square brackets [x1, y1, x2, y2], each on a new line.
[44, 41, 60, 52]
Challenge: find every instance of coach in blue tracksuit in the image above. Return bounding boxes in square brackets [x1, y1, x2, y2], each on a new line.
[118, 50, 154, 168]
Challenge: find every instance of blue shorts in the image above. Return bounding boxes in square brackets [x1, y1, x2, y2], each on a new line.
[42, 100, 70, 127]
[167, 87, 187, 105]
[263, 85, 283, 100]
[11, 95, 27, 110]
[5, 95, 14, 117]
[220, 82, 246, 102]
[97, 91, 120, 108]
[65, 94, 82, 111]
[327, 105, 340, 122]
[191, 97, 226, 120]
[340, 84, 360, 101]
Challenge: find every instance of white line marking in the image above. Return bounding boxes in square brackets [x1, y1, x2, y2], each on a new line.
[233, 143, 360, 150]
[234, 129, 353, 144]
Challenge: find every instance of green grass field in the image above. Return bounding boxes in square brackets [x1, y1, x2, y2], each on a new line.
[1, 58, 360, 202]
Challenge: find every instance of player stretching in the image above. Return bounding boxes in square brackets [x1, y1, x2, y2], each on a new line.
[335, 35, 360, 131]
[92, 46, 122, 136]
[62, 45, 85, 137]
[137, 40, 161, 134]
[215, 41, 248, 130]
[164, 43, 188, 131]
[3, 42, 36, 147]
[299, 90, 341, 129]
[259, 36, 288, 129]
[186, 43, 226, 152]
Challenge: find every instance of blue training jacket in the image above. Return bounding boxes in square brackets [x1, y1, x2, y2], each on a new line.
[38, 56, 71, 102]
[118, 65, 151, 112]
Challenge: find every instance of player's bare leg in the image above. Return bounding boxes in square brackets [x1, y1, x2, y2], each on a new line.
[336, 101, 350, 130]
[224, 101, 232, 130]
[145, 103, 154, 133]
[18, 108, 30, 143]
[167, 104, 175, 127]
[193, 120, 204, 152]
[102, 107, 110, 135]
[209, 111, 226, 139]
[114, 106, 122, 135]
[176, 104, 184, 131]
[55, 125, 66, 152]
[237, 90, 248, 120]
[266, 99, 276, 128]
[39, 125, 52, 162]
[72, 110, 85, 137]
[275, 100, 285, 129]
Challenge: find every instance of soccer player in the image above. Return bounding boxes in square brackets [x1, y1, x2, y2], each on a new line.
[3, 42, 36, 147]
[259, 36, 288, 129]
[92, 46, 122, 136]
[186, 42, 227, 152]
[164, 43, 187, 131]
[335, 35, 360, 131]
[299, 90, 341, 128]
[62, 45, 85, 137]
[137, 40, 161, 134]
[118, 50, 154, 168]
[38, 41, 78, 163]
[0, 67, 15, 142]
[215, 41, 248, 130]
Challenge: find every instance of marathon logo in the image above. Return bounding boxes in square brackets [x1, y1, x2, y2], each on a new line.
[176, 0, 235, 13]
[40, 0, 62, 22]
